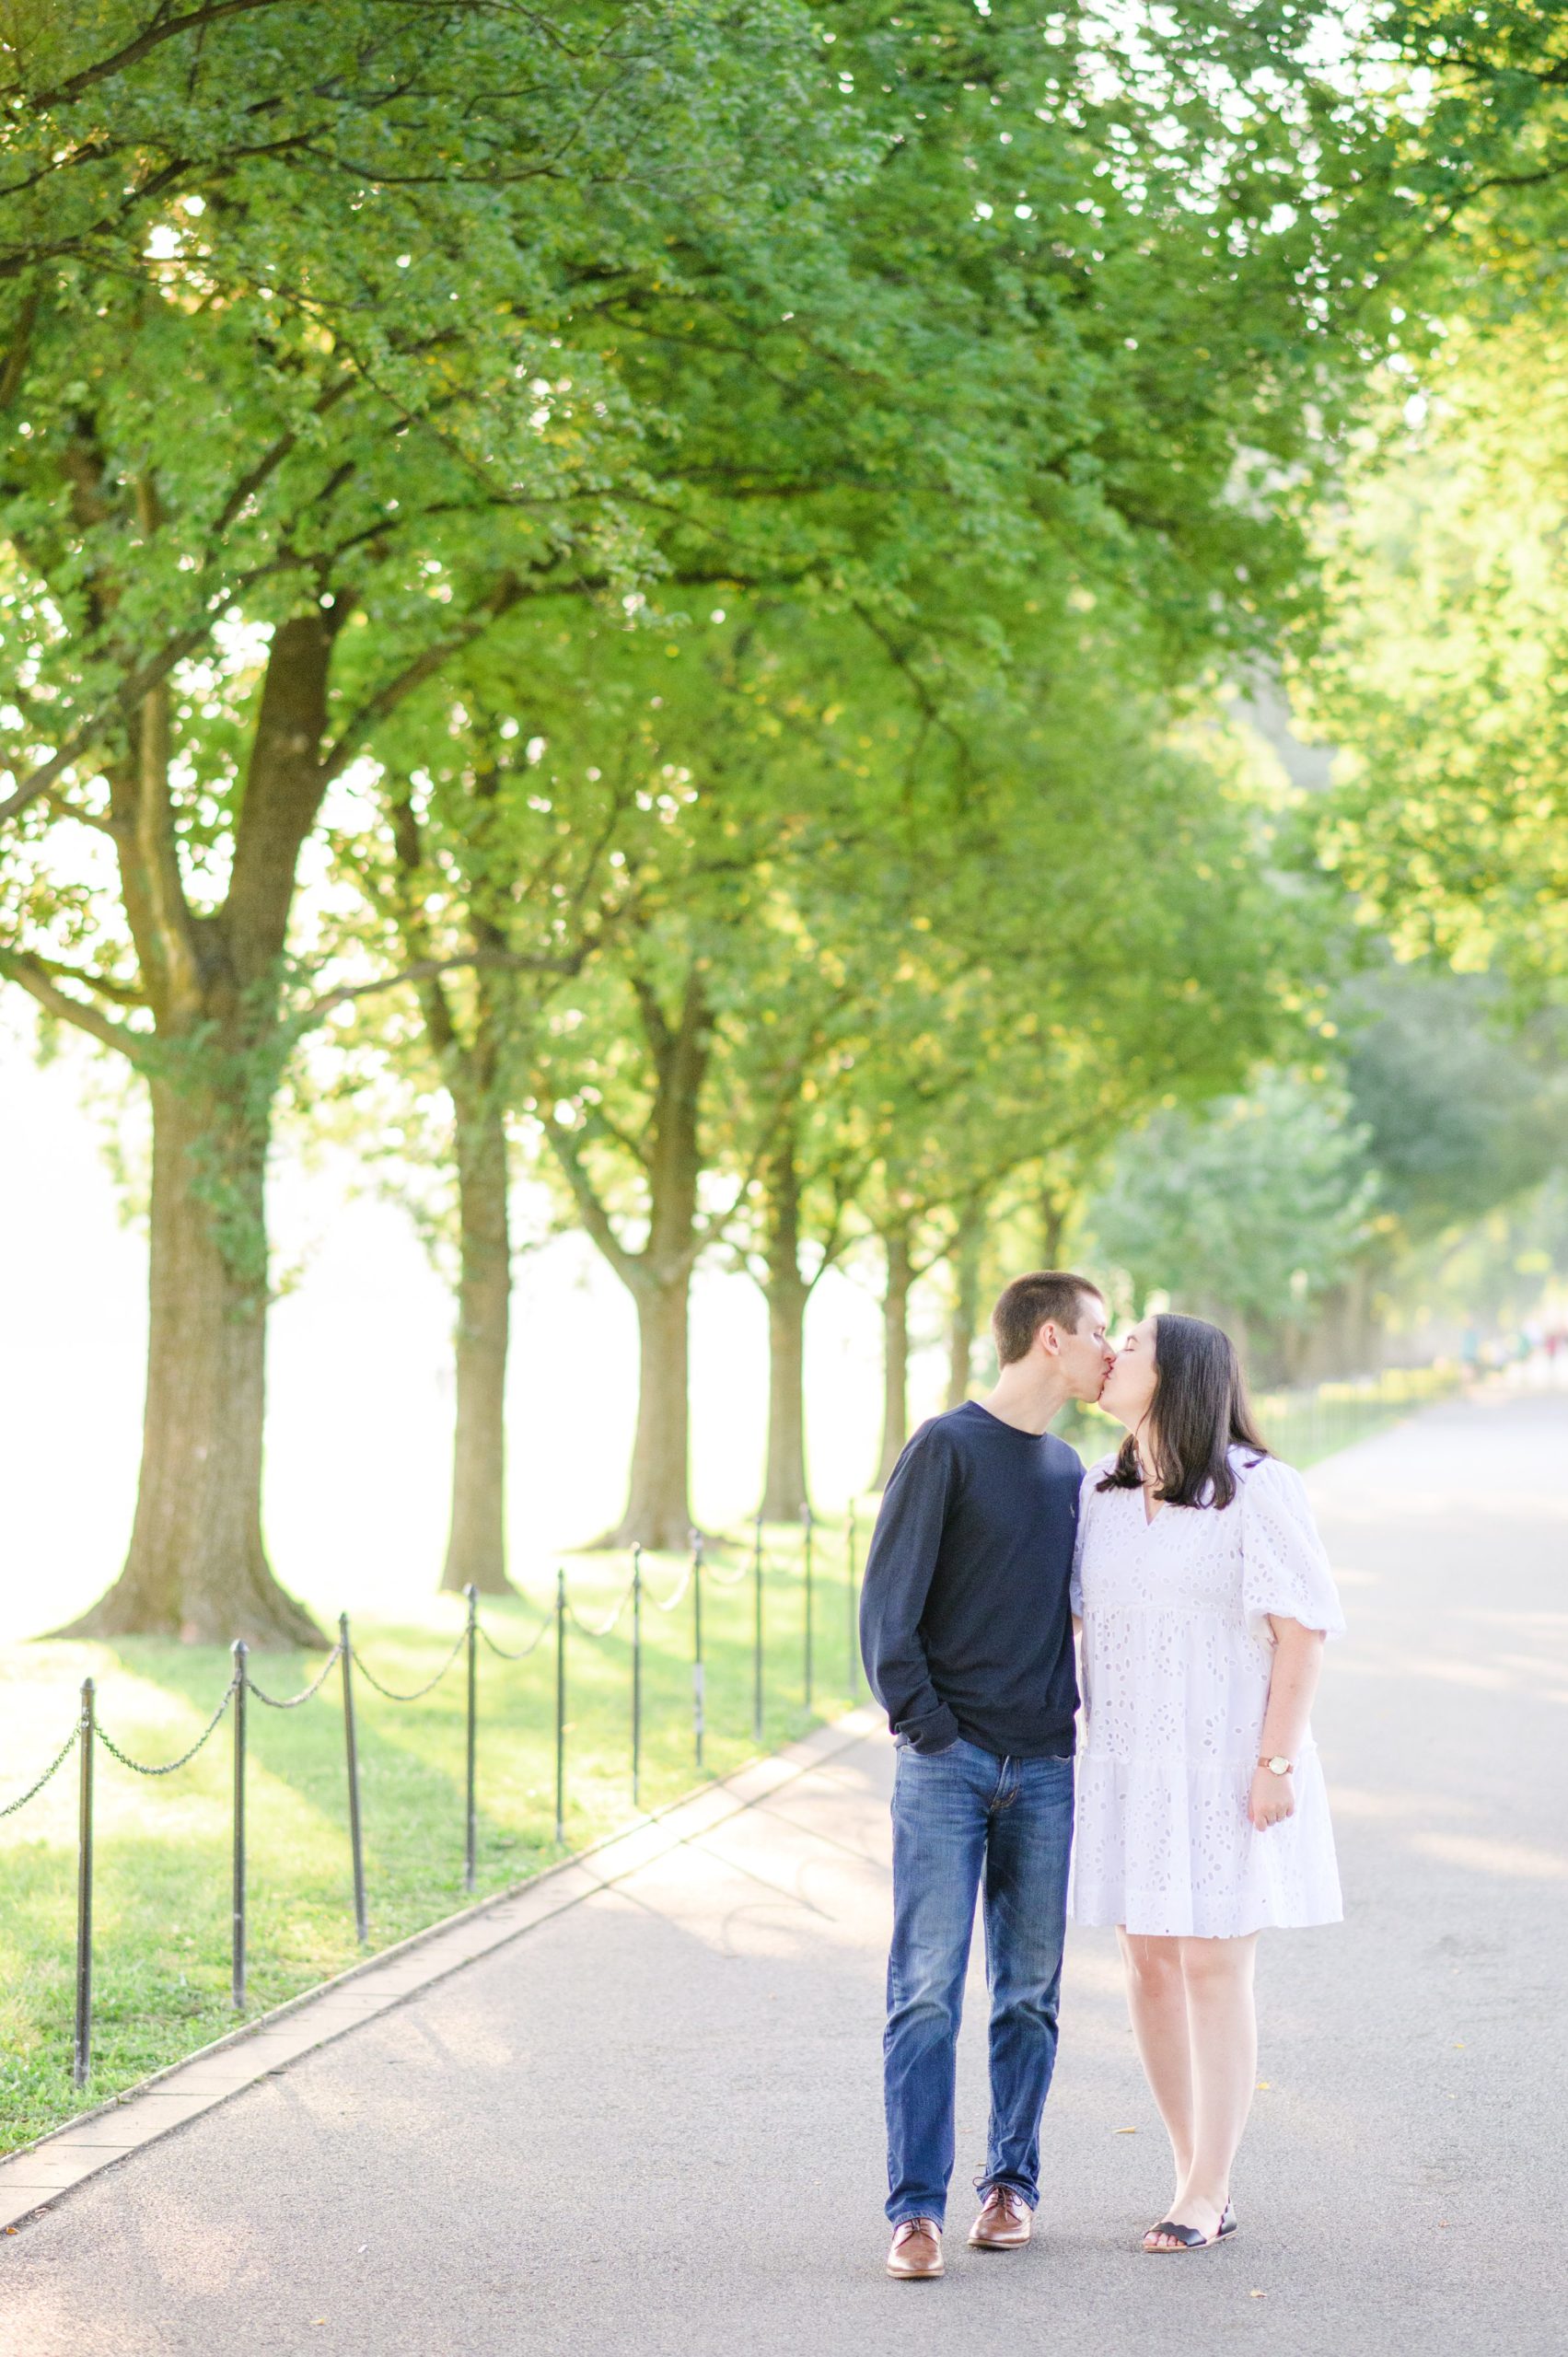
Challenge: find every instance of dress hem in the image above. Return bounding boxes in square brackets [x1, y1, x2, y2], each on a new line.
[1070, 1901, 1344, 1937]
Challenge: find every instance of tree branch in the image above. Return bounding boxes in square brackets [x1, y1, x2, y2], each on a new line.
[315, 575, 528, 785]
[0, 947, 149, 1059]
[691, 1065, 798, 1260]
[0, 540, 318, 830]
[299, 941, 591, 1026]
[21, 950, 147, 1007]
[803, 1155, 873, 1293]
[40, 783, 115, 835]
[11, 2, 297, 110]
[578, 1097, 652, 1175]
[542, 1113, 641, 1288]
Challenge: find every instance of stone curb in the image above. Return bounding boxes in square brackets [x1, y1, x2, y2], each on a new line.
[0, 1704, 884, 2234]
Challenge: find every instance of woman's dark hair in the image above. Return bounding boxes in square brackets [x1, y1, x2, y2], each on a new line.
[1097, 1311, 1269, 1509]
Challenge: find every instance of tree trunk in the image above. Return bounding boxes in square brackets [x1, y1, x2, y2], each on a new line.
[945, 1217, 983, 1411]
[60, 1073, 319, 1647]
[1041, 1179, 1069, 1269]
[612, 1272, 695, 1551]
[63, 611, 338, 1647]
[760, 1124, 809, 1521]
[591, 970, 709, 1550]
[874, 1223, 913, 1488]
[440, 1089, 513, 1594]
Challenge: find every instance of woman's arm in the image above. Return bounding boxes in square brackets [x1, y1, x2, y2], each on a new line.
[1249, 1616, 1327, 1831]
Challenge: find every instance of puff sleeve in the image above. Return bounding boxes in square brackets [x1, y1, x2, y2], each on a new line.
[1239, 1455, 1346, 1645]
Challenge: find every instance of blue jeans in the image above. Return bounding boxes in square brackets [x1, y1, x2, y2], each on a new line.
[884, 1736, 1074, 2227]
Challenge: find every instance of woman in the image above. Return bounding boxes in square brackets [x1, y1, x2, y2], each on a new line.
[1071, 1310, 1344, 2253]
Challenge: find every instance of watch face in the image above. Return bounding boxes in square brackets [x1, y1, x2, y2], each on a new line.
[1268, 1756, 1291, 1775]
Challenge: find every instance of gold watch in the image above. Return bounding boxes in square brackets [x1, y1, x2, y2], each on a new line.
[1260, 1754, 1294, 1776]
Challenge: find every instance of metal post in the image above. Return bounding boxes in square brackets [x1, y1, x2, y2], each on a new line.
[846, 1500, 859, 1700]
[752, 1511, 764, 1746]
[802, 1500, 814, 1711]
[464, 1585, 478, 1895]
[554, 1570, 566, 1846]
[691, 1530, 705, 1771]
[73, 1676, 95, 2089]
[632, 1545, 644, 1809]
[340, 1614, 367, 1945]
[231, 1641, 248, 2012]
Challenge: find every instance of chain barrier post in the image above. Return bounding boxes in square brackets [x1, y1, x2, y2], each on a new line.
[752, 1511, 764, 1745]
[846, 1499, 859, 1700]
[691, 1530, 705, 1771]
[554, 1571, 566, 1846]
[801, 1501, 814, 1711]
[340, 1614, 367, 1945]
[463, 1585, 479, 1895]
[73, 1677, 95, 2089]
[231, 1641, 248, 2012]
[631, 1546, 643, 1808]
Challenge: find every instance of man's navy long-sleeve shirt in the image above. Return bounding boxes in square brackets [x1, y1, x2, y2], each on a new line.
[859, 1400, 1083, 1759]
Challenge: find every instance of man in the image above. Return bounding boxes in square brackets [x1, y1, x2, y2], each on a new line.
[860, 1270, 1114, 2280]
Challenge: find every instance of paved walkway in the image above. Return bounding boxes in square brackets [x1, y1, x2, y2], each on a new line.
[3, 1388, 1565, 2356]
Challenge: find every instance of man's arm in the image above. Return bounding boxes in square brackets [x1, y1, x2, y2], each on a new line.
[858, 1426, 959, 1755]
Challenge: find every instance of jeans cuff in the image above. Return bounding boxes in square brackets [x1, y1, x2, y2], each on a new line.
[975, 2176, 1037, 2210]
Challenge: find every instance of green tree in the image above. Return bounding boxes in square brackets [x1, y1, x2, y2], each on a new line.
[321, 656, 639, 1594]
[1086, 1070, 1376, 1379]
[1311, 312, 1568, 991]
[1301, 1, 1568, 995]
[0, 0, 1421, 1625]
[524, 602, 901, 1547]
[0, 0, 857, 1639]
[1308, 966, 1568, 1364]
[822, 691, 1317, 1472]
[1342, 969, 1568, 1243]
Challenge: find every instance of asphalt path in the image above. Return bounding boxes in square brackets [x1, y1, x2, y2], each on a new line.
[4, 1386, 1565, 2356]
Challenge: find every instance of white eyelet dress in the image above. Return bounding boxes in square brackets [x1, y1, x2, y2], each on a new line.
[1069, 1448, 1345, 1939]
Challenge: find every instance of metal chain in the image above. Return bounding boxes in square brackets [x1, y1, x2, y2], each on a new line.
[565, 1573, 638, 1640]
[349, 1626, 467, 1703]
[95, 1674, 239, 1775]
[0, 1719, 81, 1817]
[701, 1555, 754, 1589]
[477, 1609, 552, 1662]
[244, 1643, 344, 1710]
[7, 1538, 771, 1805]
[645, 1564, 698, 1621]
[645, 1563, 693, 1615]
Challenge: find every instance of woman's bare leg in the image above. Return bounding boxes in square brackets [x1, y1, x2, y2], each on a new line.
[1116, 1929, 1194, 2230]
[1146, 1933, 1258, 2248]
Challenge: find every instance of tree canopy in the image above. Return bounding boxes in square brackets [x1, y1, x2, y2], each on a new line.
[4, 0, 1564, 1631]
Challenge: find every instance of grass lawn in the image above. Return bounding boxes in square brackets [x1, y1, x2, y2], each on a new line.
[0, 1520, 864, 2156]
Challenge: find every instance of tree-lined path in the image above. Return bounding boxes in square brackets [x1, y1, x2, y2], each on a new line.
[2, 1388, 1564, 2356]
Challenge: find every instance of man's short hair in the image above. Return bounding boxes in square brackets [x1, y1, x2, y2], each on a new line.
[991, 1271, 1103, 1367]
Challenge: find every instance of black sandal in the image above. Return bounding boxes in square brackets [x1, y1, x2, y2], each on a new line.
[1143, 2202, 1237, 2252]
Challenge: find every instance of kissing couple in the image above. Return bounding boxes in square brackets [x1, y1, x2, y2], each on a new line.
[859, 1269, 1345, 2276]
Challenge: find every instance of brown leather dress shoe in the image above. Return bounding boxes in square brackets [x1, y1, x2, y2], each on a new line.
[887, 2217, 945, 2278]
[968, 2185, 1032, 2249]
